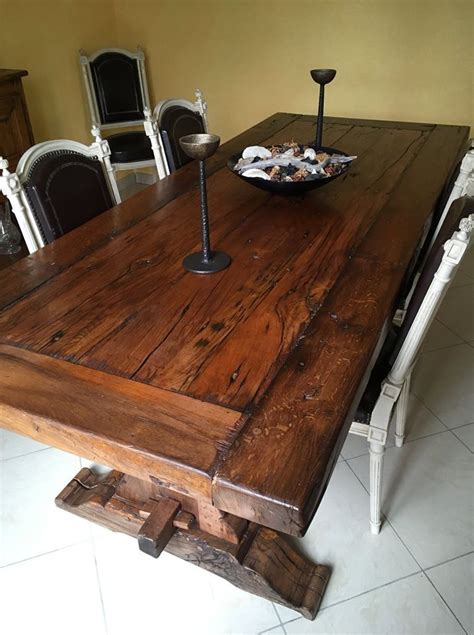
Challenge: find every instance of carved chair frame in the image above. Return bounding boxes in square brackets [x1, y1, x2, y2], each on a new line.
[0, 138, 120, 254]
[152, 89, 209, 176]
[79, 47, 167, 179]
[349, 208, 474, 534]
[394, 142, 474, 326]
[79, 47, 152, 131]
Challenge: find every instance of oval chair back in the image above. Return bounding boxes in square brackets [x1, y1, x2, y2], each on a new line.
[154, 91, 209, 173]
[24, 149, 114, 244]
[160, 106, 205, 171]
[0, 139, 118, 253]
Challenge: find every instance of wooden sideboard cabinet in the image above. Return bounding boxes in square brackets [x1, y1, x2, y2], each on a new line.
[0, 70, 34, 269]
[0, 69, 34, 171]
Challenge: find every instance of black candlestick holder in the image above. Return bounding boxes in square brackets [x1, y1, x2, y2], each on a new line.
[310, 69, 336, 149]
[179, 133, 231, 274]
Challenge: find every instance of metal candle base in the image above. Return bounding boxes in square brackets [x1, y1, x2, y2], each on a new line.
[179, 133, 232, 276]
[310, 69, 337, 149]
[183, 251, 231, 274]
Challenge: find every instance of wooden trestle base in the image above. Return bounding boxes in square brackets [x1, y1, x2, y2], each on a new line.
[56, 468, 330, 620]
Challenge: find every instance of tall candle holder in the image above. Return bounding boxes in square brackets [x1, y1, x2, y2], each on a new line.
[179, 133, 231, 274]
[310, 69, 336, 149]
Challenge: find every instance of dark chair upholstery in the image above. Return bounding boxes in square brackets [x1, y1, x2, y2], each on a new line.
[107, 131, 154, 164]
[24, 150, 113, 244]
[90, 51, 145, 125]
[354, 196, 472, 424]
[394, 157, 464, 311]
[88, 51, 153, 165]
[160, 106, 205, 171]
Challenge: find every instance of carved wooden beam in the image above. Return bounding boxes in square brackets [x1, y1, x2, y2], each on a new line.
[56, 468, 330, 620]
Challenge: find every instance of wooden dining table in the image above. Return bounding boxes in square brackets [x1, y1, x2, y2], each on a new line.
[0, 113, 468, 619]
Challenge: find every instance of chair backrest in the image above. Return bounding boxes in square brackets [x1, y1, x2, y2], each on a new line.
[154, 90, 208, 172]
[427, 144, 474, 250]
[394, 144, 474, 316]
[388, 196, 474, 385]
[0, 139, 117, 253]
[79, 47, 151, 129]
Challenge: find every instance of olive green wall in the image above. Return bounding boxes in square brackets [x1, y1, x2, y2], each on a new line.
[0, 0, 472, 145]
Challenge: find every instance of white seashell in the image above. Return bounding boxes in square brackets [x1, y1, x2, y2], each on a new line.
[242, 145, 272, 160]
[281, 148, 295, 157]
[242, 168, 271, 180]
[303, 148, 317, 160]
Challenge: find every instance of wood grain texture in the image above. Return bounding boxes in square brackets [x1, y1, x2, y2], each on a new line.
[56, 467, 329, 620]
[0, 112, 299, 311]
[0, 114, 468, 535]
[213, 122, 469, 535]
[0, 120, 429, 414]
[0, 344, 241, 497]
[138, 497, 180, 558]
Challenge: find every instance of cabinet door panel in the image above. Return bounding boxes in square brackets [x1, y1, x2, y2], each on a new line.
[0, 77, 34, 169]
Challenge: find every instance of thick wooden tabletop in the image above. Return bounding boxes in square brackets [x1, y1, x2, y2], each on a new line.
[0, 113, 468, 535]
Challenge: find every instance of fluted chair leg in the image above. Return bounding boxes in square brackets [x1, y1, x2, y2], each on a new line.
[369, 440, 385, 534]
[394, 373, 411, 448]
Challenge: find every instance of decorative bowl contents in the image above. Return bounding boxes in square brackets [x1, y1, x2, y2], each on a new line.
[227, 142, 356, 194]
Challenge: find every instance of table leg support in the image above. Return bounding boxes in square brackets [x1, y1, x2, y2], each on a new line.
[56, 468, 329, 620]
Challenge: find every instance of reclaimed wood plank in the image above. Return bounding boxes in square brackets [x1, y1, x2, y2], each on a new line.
[0, 112, 300, 311]
[213, 122, 469, 535]
[0, 344, 242, 498]
[0, 116, 467, 536]
[0, 123, 427, 414]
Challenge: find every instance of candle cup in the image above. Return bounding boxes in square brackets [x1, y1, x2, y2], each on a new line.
[310, 69, 336, 149]
[179, 133, 231, 274]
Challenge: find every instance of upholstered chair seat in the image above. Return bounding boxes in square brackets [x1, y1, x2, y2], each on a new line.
[107, 131, 154, 164]
[79, 47, 168, 183]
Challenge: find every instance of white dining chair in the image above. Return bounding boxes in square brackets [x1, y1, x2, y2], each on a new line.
[393, 142, 474, 325]
[0, 137, 119, 253]
[347, 196, 474, 534]
[430, 143, 474, 248]
[79, 47, 168, 185]
[148, 89, 208, 174]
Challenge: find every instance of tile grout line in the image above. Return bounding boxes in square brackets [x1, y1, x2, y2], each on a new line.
[424, 550, 474, 573]
[451, 428, 474, 454]
[346, 451, 473, 575]
[0, 538, 91, 569]
[280, 570, 424, 630]
[435, 313, 473, 346]
[259, 623, 286, 635]
[422, 339, 467, 354]
[423, 571, 468, 635]
[271, 602, 286, 633]
[92, 539, 109, 635]
[0, 445, 52, 463]
[345, 460, 424, 568]
[449, 421, 474, 431]
[409, 389, 474, 453]
[345, 453, 471, 634]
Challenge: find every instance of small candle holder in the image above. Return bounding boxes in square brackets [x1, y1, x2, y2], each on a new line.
[179, 133, 231, 274]
[310, 69, 336, 149]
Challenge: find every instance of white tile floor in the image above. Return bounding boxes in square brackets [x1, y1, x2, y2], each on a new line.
[0, 261, 473, 634]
